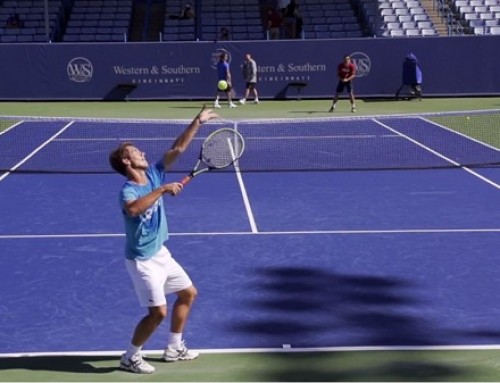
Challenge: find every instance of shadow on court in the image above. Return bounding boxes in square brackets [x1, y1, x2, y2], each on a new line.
[232, 266, 469, 381]
[288, 110, 331, 115]
[165, 105, 206, 110]
[462, 329, 500, 344]
[0, 356, 118, 374]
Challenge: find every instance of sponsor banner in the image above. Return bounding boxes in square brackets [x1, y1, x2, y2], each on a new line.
[0, 37, 499, 100]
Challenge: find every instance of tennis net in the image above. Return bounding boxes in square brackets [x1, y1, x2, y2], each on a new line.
[0, 110, 498, 174]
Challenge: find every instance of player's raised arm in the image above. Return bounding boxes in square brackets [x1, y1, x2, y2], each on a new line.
[163, 105, 219, 169]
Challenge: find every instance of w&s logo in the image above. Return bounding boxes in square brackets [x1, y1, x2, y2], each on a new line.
[210, 48, 231, 69]
[349, 52, 371, 78]
[67, 57, 93, 83]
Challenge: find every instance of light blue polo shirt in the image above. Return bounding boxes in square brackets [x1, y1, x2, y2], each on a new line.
[120, 161, 168, 260]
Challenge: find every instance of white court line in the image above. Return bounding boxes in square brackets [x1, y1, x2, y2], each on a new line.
[53, 134, 400, 142]
[0, 120, 24, 136]
[244, 134, 399, 140]
[418, 115, 500, 152]
[233, 159, 258, 233]
[232, 123, 258, 233]
[0, 121, 75, 182]
[0, 228, 499, 239]
[3, 343, 500, 358]
[372, 118, 500, 190]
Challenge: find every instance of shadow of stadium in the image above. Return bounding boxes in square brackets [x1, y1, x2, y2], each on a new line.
[231, 266, 468, 381]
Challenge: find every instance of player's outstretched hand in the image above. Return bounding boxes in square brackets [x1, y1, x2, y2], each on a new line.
[198, 104, 219, 123]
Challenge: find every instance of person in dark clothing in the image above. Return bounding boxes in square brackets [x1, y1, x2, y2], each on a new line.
[396, 53, 423, 100]
[6, 13, 23, 28]
[283, 0, 298, 38]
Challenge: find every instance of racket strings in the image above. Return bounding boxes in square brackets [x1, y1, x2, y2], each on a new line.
[201, 130, 244, 168]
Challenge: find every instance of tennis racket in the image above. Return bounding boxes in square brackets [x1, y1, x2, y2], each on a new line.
[180, 128, 245, 186]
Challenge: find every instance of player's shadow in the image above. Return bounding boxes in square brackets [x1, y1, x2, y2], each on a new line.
[461, 329, 500, 343]
[0, 356, 118, 374]
[288, 110, 331, 114]
[232, 266, 468, 381]
[166, 105, 207, 109]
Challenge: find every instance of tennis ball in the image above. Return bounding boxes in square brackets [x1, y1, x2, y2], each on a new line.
[217, 80, 228, 91]
[466, 116, 470, 120]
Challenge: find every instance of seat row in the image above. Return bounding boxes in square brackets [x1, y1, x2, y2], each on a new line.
[472, 24, 500, 32]
[1, 0, 427, 42]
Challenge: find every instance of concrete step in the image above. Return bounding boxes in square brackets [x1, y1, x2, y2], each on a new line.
[419, 0, 449, 35]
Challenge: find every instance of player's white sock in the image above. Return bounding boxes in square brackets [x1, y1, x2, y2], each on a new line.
[125, 344, 142, 358]
[168, 332, 183, 349]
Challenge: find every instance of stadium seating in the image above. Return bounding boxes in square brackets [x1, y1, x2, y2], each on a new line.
[162, 0, 264, 42]
[162, 0, 192, 41]
[5, 0, 496, 42]
[0, 0, 62, 43]
[297, 0, 364, 39]
[447, 0, 500, 35]
[363, 0, 439, 37]
[166, 0, 364, 41]
[63, 0, 132, 42]
[0, 0, 131, 43]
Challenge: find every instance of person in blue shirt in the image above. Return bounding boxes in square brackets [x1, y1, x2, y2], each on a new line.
[109, 106, 218, 374]
[214, 52, 238, 109]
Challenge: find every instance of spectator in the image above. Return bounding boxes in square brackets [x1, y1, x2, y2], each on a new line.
[295, 4, 304, 38]
[283, 0, 299, 38]
[218, 27, 230, 41]
[180, 3, 195, 19]
[5, 13, 23, 28]
[277, 0, 290, 14]
[169, 3, 195, 20]
[239, 53, 260, 105]
[266, 6, 282, 40]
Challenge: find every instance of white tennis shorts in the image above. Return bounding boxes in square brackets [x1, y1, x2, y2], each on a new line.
[125, 246, 193, 307]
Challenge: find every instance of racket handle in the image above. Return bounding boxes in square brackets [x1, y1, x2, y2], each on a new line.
[180, 175, 192, 186]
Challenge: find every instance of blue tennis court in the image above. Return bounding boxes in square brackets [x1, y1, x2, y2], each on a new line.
[0, 114, 499, 355]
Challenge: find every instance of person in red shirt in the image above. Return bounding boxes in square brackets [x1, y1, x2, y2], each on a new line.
[329, 55, 357, 113]
[266, 6, 283, 40]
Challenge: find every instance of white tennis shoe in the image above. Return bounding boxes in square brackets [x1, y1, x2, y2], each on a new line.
[162, 341, 199, 362]
[119, 353, 155, 374]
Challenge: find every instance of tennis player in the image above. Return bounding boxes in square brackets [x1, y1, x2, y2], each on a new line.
[109, 106, 218, 374]
[239, 53, 260, 105]
[214, 52, 238, 109]
[329, 55, 357, 113]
